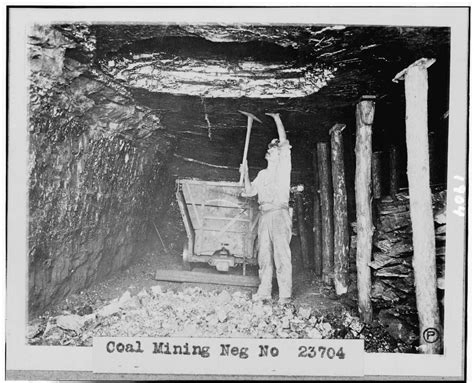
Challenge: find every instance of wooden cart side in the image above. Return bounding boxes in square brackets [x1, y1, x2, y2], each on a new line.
[176, 186, 195, 261]
[177, 179, 259, 260]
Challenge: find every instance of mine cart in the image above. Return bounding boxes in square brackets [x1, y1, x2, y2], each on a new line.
[176, 178, 259, 275]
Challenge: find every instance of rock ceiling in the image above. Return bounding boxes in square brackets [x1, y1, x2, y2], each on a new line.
[103, 55, 335, 98]
[60, 23, 450, 103]
[54, 23, 451, 177]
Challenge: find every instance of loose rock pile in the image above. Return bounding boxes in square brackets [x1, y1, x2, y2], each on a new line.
[347, 188, 446, 349]
[369, 188, 446, 306]
[28, 285, 375, 348]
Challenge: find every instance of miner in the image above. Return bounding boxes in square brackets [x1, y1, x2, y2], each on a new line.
[240, 112, 292, 304]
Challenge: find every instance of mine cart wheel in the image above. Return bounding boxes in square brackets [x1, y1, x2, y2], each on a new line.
[182, 242, 193, 271]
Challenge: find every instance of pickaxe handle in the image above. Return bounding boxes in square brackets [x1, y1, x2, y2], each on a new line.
[238, 111, 262, 185]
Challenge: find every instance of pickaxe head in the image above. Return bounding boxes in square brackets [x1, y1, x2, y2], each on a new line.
[238, 110, 262, 124]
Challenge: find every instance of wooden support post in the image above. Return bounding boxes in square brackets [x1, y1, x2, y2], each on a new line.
[371, 151, 383, 224]
[317, 142, 334, 284]
[295, 190, 311, 270]
[329, 123, 349, 295]
[355, 95, 376, 323]
[428, 131, 436, 184]
[393, 58, 442, 354]
[312, 150, 323, 277]
[389, 145, 399, 200]
[371, 151, 383, 200]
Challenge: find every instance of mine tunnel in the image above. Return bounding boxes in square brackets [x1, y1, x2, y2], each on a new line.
[27, 23, 450, 352]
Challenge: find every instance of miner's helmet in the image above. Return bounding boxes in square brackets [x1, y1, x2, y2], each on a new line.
[268, 138, 280, 149]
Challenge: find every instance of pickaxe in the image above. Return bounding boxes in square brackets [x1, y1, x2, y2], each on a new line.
[238, 110, 262, 185]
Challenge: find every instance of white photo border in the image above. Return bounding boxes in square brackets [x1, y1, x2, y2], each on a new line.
[5, 6, 469, 380]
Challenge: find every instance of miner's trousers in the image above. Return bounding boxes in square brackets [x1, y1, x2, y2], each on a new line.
[256, 208, 292, 299]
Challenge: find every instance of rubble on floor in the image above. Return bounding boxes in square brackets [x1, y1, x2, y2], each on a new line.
[27, 284, 407, 352]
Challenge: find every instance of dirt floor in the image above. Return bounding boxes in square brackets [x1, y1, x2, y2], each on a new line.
[27, 236, 417, 353]
[37, 238, 348, 320]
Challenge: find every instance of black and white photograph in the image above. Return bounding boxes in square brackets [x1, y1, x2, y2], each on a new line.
[5, 5, 469, 380]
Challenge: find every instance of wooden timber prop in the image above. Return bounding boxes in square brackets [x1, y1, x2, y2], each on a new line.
[317, 142, 335, 284]
[295, 189, 311, 270]
[355, 95, 376, 323]
[371, 151, 383, 201]
[428, 131, 437, 183]
[329, 123, 350, 295]
[312, 150, 323, 277]
[393, 58, 442, 354]
[389, 145, 400, 201]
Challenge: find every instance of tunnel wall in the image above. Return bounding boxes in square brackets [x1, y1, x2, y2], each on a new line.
[27, 25, 175, 314]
